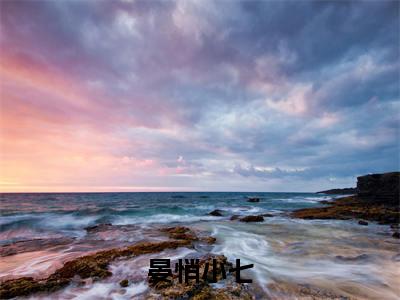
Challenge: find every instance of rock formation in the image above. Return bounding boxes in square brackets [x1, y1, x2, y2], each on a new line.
[0, 226, 216, 299]
[239, 215, 264, 222]
[292, 172, 399, 230]
[209, 209, 224, 216]
[357, 172, 399, 204]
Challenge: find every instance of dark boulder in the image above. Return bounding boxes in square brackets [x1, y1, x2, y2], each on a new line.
[239, 215, 264, 222]
[209, 209, 224, 216]
[358, 220, 368, 226]
[119, 279, 129, 287]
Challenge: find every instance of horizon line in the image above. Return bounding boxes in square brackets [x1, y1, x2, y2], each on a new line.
[0, 190, 318, 194]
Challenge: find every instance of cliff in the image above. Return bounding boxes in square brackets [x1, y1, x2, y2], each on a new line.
[357, 172, 399, 204]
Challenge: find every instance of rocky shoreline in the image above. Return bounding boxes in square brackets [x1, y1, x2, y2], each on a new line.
[292, 172, 400, 237]
[0, 227, 212, 299]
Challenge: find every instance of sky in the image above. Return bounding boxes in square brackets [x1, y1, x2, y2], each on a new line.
[0, 0, 399, 192]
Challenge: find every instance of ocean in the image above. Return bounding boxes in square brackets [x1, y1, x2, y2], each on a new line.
[1, 192, 399, 299]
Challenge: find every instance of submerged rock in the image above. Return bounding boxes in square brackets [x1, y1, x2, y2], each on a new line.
[393, 232, 400, 239]
[358, 220, 368, 226]
[119, 279, 129, 287]
[239, 215, 264, 222]
[230, 215, 240, 220]
[209, 209, 224, 216]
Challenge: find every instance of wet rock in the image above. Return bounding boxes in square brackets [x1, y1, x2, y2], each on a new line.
[209, 209, 224, 216]
[358, 220, 368, 226]
[0, 277, 70, 299]
[0, 240, 193, 299]
[119, 279, 129, 287]
[291, 195, 399, 224]
[160, 226, 198, 241]
[85, 223, 112, 233]
[393, 232, 400, 239]
[239, 215, 264, 222]
[201, 236, 217, 244]
[230, 215, 240, 220]
[247, 197, 260, 202]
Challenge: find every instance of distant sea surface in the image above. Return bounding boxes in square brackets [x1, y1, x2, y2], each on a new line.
[1, 192, 399, 299]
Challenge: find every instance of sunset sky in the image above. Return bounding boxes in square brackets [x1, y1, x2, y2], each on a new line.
[0, 0, 399, 192]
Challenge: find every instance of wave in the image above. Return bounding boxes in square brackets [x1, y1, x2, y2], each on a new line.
[219, 206, 264, 214]
[273, 195, 333, 203]
[113, 213, 222, 225]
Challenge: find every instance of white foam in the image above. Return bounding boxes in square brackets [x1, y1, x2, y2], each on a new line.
[39, 214, 98, 229]
[211, 225, 272, 288]
[210, 223, 400, 298]
[113, 214, 221, 225]
[219, 206, 263, 214]
[54, 281, 147, 300]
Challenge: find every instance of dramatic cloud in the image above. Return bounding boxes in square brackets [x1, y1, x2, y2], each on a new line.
[0, 0, 398, 192]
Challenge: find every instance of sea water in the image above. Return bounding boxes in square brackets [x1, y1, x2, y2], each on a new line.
[1, 192, 399, 299]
